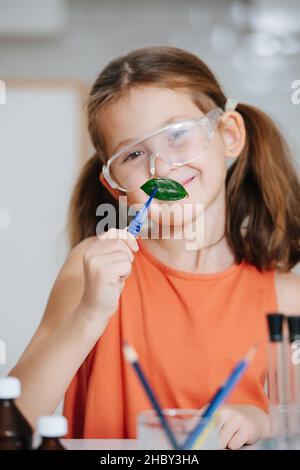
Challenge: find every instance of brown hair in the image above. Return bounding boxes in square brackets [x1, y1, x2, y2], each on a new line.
[68, 46, 300, 272]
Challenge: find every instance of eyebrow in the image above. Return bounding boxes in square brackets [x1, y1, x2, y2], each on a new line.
[110, 114, 195, 156]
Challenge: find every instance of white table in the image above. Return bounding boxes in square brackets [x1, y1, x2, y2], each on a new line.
[62, 439, 260, 450]
[62, 439, 138, 450]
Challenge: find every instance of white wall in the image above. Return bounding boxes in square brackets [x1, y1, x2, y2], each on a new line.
[1, 0, 299, 162]
[0, 83, 86, 375]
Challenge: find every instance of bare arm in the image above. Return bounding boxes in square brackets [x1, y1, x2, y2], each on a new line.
[9, 236, 108, 428]
[9, 228, 138, 430]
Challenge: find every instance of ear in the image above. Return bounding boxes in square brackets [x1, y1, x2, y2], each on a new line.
[99, 171, 125, 200]
[219, 111, 246, 159]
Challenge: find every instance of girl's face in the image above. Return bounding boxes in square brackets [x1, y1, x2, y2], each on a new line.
[100, 86, 245, 227]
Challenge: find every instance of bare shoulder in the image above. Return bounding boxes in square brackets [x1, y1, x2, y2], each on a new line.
[275, 269, 300, 315]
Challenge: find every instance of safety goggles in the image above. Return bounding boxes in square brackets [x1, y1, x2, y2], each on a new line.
[102, 106, 224, 192]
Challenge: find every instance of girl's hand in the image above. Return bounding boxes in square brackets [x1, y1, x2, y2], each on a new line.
[80, 227, 139, 320]
[215, 404, 271, 449]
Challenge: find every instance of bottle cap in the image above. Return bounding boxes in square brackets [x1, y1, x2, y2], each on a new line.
[37, 415, 68, 438]
[0, 376, 21, 399]
[287, 316, 300, 342]
[266, 313, 284, 341]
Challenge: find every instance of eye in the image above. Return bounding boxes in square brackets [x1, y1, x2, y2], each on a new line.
[168, 128, 188, 142]
[123, 150, 144, 163]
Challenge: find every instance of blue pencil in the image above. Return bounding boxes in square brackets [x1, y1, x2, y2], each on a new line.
[181, 345, 258, 450]
[127, 185, 158, 237]
[122, 341, 180, 450]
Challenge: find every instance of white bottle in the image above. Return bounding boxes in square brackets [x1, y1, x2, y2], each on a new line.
[36, 415, 68, 450]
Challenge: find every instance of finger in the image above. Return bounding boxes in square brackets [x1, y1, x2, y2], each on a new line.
[215, 407, 232, 428]
[102, 229, 139, 253]
[86, 239, 136, 262]
[98, 228, 139, 252]
[121, 229, 139, 253]
[99, 250, 134, 264]
[109, 271, 131, 286]
[124, 226, 140, 249]
[97, 227, 120, 241]
[227, 429, 249, 450]
[107, 261, 132, 280]
[218, 419, 240, 450]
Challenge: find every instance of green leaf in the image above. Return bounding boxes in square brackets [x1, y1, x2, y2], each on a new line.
[140, 177, 189, 201]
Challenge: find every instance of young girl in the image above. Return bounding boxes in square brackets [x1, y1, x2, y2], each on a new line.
[10, 46, 300, 450]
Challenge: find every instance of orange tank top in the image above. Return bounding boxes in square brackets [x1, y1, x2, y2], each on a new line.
[63, 237, 278, 438]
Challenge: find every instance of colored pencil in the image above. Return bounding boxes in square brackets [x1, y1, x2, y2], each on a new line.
[122, 341, 180, 450]
[182, 345, 258, 450]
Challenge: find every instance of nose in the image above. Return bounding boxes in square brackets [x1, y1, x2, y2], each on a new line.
[150, 153, 173, 178]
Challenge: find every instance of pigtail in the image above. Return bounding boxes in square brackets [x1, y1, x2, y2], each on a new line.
[226, 103, 300, 271]
[67, 153, 120, 249]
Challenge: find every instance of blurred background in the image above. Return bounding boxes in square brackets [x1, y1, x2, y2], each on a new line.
[0, 0, 299, 378]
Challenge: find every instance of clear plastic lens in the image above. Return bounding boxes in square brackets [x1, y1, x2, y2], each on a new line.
[110, 121, 207, 191]
[106, 108, 223, 191]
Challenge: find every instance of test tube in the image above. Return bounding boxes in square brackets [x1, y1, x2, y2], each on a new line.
[266, 313, 288, 405]
[266, 313, 292, 439]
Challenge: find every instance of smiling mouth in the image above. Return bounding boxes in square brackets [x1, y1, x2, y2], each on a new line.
[181, 175, 196, 186]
